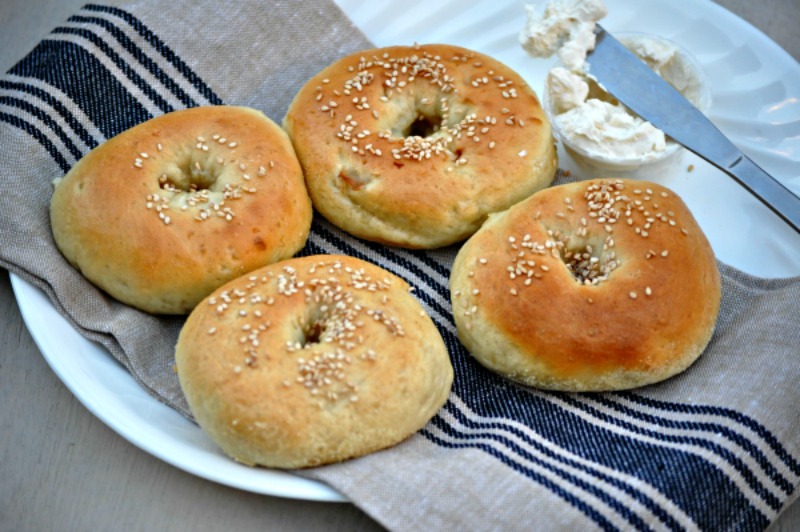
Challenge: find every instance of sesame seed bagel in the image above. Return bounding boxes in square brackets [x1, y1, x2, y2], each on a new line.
[283, 43, 558, 249]
[450, 178, 721, 391]
[50, 106, 312, 314]
[175, 254, 453, 468]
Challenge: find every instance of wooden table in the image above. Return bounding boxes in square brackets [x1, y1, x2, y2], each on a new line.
[2, 1, 798, 530]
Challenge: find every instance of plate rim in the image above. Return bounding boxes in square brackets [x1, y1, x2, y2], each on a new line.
[9, 272, 347, 502]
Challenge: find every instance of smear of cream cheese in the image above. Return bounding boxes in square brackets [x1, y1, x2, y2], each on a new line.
[542, 35, 705, 162]
[548, 68, 666, 161]
[519, 0, 608, 71]
[618, 35, 703, 106]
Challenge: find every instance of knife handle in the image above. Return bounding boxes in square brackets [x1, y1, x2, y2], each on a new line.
[722, 154, 800, 233]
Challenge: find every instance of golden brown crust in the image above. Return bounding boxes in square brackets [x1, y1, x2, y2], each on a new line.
[50, 106, 312, 314]
[283, 44, 557, 249]
[175, 255, 453, 468]
[450, 178, 721, 391]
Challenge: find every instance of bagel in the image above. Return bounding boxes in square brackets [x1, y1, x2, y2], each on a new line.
[283, 43, 558, 249]
[175, 254, 453, 468]
[450, 178, 721, 391]
[50, 106, 312, 314]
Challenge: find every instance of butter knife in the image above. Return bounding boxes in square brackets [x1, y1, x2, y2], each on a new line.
[585, 25, 800, 233]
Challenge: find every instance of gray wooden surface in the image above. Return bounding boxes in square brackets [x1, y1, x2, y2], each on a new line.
[1, 1, 798, 530]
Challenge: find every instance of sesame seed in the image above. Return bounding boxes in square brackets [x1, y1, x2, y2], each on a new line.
[629, 291, 638, 300]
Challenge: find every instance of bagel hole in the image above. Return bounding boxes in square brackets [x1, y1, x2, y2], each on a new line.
[554, 232, 620, 286]
[381, 93, 470, 141]
[299, 307, 332, 347]
[161, 152, 221, 192]
[404, 113, 442, 138]
[389, 100, 447, 139]
[302, 319, 326, 346]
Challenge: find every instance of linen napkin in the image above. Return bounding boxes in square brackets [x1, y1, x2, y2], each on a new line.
[1, 2, 798, 530]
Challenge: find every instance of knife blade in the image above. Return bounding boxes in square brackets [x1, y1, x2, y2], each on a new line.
[585, 25, 800, 233]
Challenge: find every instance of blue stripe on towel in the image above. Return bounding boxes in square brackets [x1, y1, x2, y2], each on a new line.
[8, 40, 151, 139]
[0, 111, 70, 172]
[562, 399, 780, 509]
[445, 364, 771, 530]
[588, 393, 795, 494]
[0, 80, 98, 149]
[0, 95, 84, 161]
[304, 219, 455, 322]
[619, 391, 800, 477]
[81, 4, 223, 105]
[421, 424, 621, 532]
[439, 400, 685, 531]
[50, 26, 175, 114]
[66, 15, 200, 109]
[357, 236, 453, 279]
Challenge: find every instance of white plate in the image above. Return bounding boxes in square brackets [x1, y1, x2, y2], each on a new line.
[12, 0, 800, 502]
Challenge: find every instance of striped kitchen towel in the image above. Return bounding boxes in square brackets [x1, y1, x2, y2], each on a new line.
[0, 2, 798, 530]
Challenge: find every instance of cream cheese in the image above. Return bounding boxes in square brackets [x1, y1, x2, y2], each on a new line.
[618, 35, 704, 107]
[543, 35, 707, 163]
[546, 65, 667, 162]
[519, 0, 608, 71]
